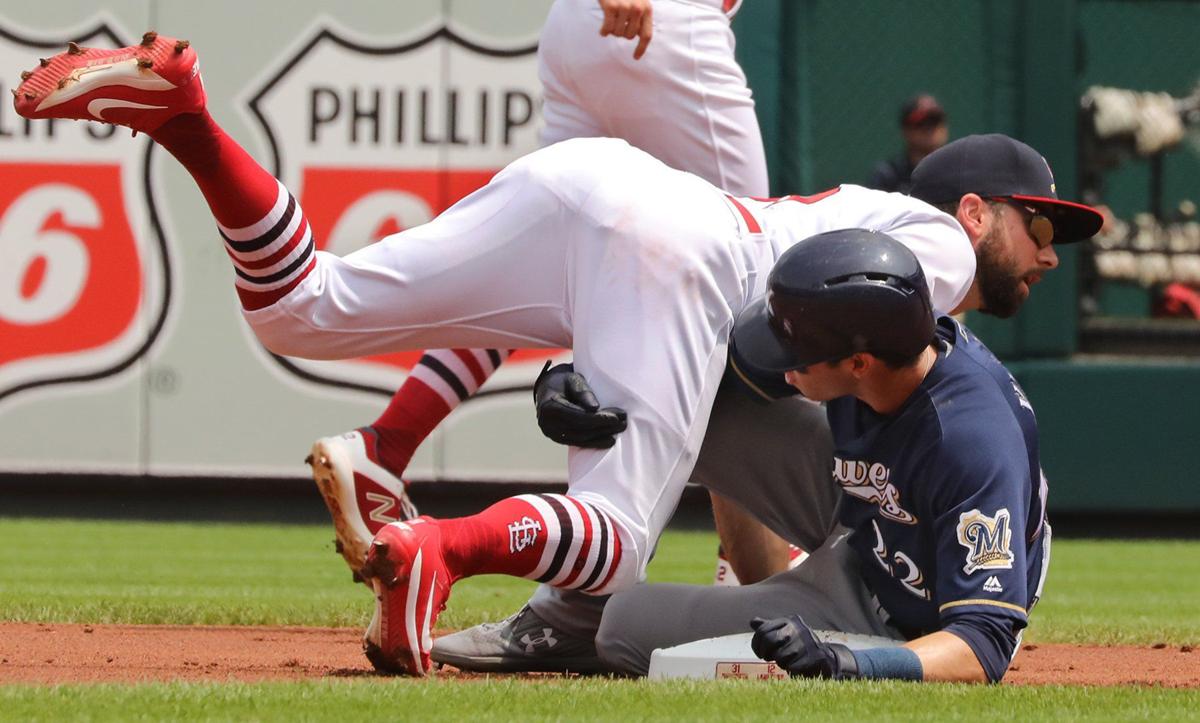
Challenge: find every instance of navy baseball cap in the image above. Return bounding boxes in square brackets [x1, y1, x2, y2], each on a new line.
[909, 133, 1104, 244]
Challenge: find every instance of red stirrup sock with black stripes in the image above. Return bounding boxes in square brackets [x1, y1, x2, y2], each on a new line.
[438, 494, 624, 594]
[151, 110, 315, 310]
[370, 348, 512, 475]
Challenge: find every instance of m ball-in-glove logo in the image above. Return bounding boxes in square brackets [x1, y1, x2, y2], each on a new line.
[956, 508, 1015, 574]
[0, 22, 171, 405]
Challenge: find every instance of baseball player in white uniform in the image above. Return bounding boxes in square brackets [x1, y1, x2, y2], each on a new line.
[14, 31, 1098, 676]
[296, 0, 799, 664]
[289, 0, 786, 619]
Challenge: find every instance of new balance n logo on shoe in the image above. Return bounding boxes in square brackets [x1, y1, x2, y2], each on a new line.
[366, 492, 402, 525]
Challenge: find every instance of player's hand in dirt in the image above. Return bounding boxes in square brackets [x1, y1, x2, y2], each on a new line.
[534, 362, 628, 448]
[598, 0, 654, 59]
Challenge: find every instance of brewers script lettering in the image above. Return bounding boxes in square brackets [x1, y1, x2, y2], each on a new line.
[832, 457, 917, 524]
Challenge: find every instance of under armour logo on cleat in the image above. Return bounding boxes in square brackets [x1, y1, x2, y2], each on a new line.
[520, 628, 558, 653]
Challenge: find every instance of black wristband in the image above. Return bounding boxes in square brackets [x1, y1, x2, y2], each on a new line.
[828, 643, 860, 679]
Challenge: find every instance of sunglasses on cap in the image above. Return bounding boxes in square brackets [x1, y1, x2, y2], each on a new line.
[988, 197, 1054, 249]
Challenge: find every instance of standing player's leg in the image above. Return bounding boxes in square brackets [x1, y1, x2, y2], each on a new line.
[306, 345, 512, 580]
[538, 0, 769, 199]
[711, 494, 796, 585]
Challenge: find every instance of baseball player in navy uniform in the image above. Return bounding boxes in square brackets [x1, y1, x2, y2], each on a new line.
[13, 34, 1098, 676]
[592, 230, 1048, 682]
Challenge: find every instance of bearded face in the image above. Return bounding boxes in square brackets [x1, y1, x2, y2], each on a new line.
[974, 223, 1028, 319]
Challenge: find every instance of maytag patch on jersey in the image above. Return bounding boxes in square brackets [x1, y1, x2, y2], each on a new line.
[242, 22, 553, 396]
[0, 21, 170, 406]
[956, 508, 1015, 574]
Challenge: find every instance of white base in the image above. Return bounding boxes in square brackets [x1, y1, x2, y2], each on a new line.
[647, 631, 900, 680]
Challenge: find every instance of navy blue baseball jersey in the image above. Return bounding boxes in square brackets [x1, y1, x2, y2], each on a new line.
[827, 317, 1049, 682]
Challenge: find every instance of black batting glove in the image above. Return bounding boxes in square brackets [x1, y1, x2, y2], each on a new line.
[750, 615, 860, 679]
[534, 362, 628, 448]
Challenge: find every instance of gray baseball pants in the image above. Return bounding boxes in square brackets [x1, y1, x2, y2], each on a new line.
[528, 377, 845, 641]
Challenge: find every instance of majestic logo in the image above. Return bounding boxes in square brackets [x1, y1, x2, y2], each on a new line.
[243, 23, 554, 396]
[519, 627, 558, 653]
[0, 22, 171, 406]
[507, 515, 542, 553]
[957, 508, 1015, 574]
[833, 457, 916, 524]
[983, 575, 1004, 593]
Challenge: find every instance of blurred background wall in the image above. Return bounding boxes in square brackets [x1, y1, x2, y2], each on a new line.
[734, 0, 1200, 512]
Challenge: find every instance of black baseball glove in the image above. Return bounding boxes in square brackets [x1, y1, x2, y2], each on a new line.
[534, 362, 628, 448]
[750, 615, 860, 679]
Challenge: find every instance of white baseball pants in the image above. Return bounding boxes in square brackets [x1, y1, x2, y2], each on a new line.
[539, 0, 768, 197]
[243, 137, 769, 591]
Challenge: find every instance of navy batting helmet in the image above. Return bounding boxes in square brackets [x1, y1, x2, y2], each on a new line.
[731, 229, 935, 373]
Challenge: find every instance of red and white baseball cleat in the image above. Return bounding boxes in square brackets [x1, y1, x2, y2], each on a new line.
[360, 518, 455, 676]
[306, 428, 419, 581]
[11, 31, 205, 133]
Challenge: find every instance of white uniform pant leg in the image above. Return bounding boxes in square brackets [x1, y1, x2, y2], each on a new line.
[559, 162, 751, 594]
[539, 0, 769, 197]
[244, 135, 750, 601]
[240, 153, 574, 360]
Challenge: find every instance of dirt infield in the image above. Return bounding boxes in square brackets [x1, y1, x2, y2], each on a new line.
[0, 623, 1196, 687]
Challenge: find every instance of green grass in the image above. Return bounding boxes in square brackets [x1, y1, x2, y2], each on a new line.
[2, 518, 1198, 719]
[1032, 539, 1200, 645]
[1, 518, 1196, 645]
[0, 518, 715, 631]
[1, 679, 1198, 721]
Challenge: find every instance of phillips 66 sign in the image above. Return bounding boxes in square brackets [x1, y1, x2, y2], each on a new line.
[0, 10, 565, 480]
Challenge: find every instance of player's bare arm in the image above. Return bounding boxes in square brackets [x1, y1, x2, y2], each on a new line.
[750, 615, 989, 682]
[904, 631, 988, 683]
[598, 0, 654, 59]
